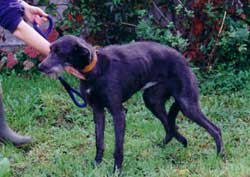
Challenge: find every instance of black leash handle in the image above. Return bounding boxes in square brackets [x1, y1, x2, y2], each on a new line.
[33, 16, 53, 39]
[33, 16, 87, 108]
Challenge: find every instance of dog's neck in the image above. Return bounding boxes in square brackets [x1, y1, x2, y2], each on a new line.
[65, 49, 98, 80]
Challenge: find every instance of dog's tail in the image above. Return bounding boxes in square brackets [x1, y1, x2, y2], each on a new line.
[171, 52, 200, 102]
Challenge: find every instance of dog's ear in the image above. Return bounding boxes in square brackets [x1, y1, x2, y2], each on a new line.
[71, 39, 91, 69]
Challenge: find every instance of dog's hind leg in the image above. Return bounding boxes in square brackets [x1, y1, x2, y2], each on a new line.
[143, 85, 187, 146]
[166, 102, 187, 147]
[177, 97, 224, 156]
[93, 107, 105, 165]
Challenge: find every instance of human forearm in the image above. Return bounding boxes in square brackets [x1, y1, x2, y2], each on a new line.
[13, 20, 50, 56]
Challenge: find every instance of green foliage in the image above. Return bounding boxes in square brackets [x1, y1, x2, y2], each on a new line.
[112, 0, 122, 5]
[52, 0, 250, 71]
[57, 2, 101, 36]
[216, 20, 250, 70]
[175, 2, 194, 18]
[136, 18, 189, 52]
[2, 1, 248, 73]
[198, 66, 250, 95]
[55, 1, 148, 44]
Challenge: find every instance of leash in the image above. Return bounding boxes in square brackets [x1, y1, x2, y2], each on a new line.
[33, 16, 87, 108]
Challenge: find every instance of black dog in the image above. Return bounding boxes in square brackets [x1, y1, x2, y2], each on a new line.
[39, 35, 224, 171]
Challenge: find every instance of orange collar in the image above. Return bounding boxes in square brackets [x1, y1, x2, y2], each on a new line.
[82, 49, 97, 73]
[65, 49, 98, 80]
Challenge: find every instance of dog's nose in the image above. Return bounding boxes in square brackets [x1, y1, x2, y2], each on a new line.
[38, 63, 43, 72]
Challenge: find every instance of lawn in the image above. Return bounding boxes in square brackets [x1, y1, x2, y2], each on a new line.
[1, 72, 250, 177]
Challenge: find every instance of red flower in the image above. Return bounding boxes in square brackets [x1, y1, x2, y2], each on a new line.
[215, 25, 221, 32]
[75, 14, 83, 23]
[24, 46, 40, 58]
[240, 13, 246, 20]
[228, 7, 236, 14]
[192, 0, 206, 9]
[6, 52, 18, 69]
[213, 0, 223, 5]
[192, 18, 203, 35]
[67, 13, 73, 20]
[48, 29, 59, 42]
[213, 20, 221, 32]
[183, 51, 197, 61]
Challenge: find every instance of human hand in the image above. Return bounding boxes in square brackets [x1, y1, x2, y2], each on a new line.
[21, 1, 48, 25]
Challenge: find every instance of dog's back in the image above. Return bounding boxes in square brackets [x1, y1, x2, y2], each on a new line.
[98, 41, 198, 101]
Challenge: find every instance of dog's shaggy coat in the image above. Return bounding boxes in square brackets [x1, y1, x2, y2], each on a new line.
[39, 35, 224, 171]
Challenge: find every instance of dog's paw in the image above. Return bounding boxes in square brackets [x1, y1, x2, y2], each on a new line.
[92, 160, 102, 168]
[217, 149, 226, 162]
[113, 165, 122, 176]
[155, 137, 171, 148]
[174, 131, 188, 147]
[164, 135, 173, 145]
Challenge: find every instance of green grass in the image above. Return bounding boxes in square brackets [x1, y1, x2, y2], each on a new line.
[1, 72, 250, 177]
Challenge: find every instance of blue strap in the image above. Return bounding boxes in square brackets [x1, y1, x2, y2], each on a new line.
[33, 16, 87, 108]
[58, 77, 87, 108]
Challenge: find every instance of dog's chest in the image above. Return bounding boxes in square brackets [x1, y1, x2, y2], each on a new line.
[84, 86, 94, 100]
[82, 84, 104, 105]
[141, 81, 158, 91]
[85, 88, 92, 94]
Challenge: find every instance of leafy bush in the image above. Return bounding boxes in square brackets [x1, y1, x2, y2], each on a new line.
[56, 1, 101, 36]
[54, 0, 149, 45]
[216, 20, 250, 71]
[136, 18, 189, 52]
[198, 67, 250, 95]
[1, 0, 250, 75]
[52, 0, 250, 70]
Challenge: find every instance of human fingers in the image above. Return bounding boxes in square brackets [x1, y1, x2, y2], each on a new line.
[34, 15, 46, 26]
[33, 7, 48, 18]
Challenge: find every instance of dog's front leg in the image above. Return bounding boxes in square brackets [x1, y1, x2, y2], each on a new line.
[110, 108, 126, 172]
[93, 107, 105, 165]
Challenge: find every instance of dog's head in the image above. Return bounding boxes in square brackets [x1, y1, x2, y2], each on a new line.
[39, 35, 95, 79]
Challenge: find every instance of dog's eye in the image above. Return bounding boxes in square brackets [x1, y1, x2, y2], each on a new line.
[79, 47, 89, 56]
[51, 46, 60, 54]
[54, 47, 60, 54]
[82, 48, 89, 55]
[74, 45, 89, 56]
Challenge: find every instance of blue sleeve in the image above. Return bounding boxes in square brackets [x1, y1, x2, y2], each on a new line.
[0, 0, 24, 33]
